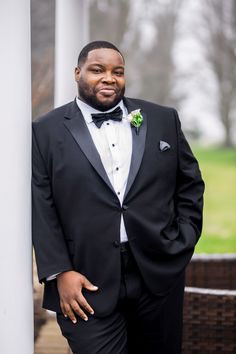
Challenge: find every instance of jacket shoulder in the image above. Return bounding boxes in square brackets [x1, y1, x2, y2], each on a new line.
[33, 101, 74, 127]
[126, 97, 176, 115]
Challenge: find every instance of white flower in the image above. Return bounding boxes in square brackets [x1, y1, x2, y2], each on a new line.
[123, 109, 143, 134]
[126, 109, 141, 123]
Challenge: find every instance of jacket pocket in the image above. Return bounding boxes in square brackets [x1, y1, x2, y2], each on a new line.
[163, 220, 179, 241]
[178, 221, 197, 248]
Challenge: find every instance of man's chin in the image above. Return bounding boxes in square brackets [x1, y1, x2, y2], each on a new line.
[78, 91, 124, 111]
[93, 96, 122, 111]
[98, 99, 117, 109]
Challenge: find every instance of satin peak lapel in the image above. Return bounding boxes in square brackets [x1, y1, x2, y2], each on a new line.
[63, 101, 115, 194]
[123, 98, 147, 200]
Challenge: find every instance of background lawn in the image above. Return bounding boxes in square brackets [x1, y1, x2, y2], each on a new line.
[191, 147, 236, 253]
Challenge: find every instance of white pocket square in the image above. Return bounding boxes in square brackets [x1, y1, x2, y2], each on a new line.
[159, 140, 171, 151]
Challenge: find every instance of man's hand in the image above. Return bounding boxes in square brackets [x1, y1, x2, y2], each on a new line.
[57, 271, 99, 323]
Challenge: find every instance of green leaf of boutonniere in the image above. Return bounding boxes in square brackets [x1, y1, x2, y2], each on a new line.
[124, 109, 143, 134]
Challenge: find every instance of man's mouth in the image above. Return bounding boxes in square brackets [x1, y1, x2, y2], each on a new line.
[98, 87, 116, 96]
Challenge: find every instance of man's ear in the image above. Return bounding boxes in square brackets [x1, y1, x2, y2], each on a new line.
[75, 67, 80, 82]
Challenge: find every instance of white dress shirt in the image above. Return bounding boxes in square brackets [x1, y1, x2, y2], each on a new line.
[47, 98, 132, 281]
[76, 97, 132, 243]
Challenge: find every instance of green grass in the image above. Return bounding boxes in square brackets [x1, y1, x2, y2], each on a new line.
[191, 146, 236, 253]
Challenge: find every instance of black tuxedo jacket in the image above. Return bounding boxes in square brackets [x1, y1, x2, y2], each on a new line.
[32, 97, 204, 316]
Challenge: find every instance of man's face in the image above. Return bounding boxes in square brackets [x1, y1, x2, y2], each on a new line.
[75, 48, 125, 111]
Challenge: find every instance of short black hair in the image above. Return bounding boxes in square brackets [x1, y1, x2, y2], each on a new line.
[77, 40, 124, 66]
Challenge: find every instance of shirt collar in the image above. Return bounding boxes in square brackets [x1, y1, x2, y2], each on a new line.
[76, 97, 127, 124]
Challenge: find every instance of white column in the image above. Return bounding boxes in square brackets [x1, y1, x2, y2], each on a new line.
[54, 0, 89, 107]
[0, 1, 33, 354]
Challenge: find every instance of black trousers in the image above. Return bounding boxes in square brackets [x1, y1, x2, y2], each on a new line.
[57, 243, 185, 354]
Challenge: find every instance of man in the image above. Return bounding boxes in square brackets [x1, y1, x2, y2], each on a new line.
[32, 41, 204, 354]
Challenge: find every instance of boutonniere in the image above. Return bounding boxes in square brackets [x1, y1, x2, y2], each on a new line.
[124, 109, 143, 135]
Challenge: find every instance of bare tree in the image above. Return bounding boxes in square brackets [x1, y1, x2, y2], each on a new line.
[31, 0, 55, 120]
[90, 0, 184, 107]
[90, 0, 130, 46]
[199, 0, 236, 147]
[32, 49, 54, 119]
[138, 0, 184, 106]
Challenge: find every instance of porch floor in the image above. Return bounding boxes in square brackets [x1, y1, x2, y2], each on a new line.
[34, 316, 72, 354]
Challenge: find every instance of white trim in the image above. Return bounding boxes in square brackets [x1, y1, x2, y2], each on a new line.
[193, 253, 236, 260]
[185, 287, 236, 296]
[0, 1, 33, 353]
[54, 0, 89, 107]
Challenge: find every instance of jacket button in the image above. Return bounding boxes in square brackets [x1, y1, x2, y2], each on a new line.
[122, 205, 128, 210]
[113, 241, 120, 248]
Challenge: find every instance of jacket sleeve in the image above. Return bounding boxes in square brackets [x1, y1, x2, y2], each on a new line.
[174, 109, 205, 244]
[32, 124, 73, 282]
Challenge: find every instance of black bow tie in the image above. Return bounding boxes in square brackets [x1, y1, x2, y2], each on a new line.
[91, 107, 123, 128]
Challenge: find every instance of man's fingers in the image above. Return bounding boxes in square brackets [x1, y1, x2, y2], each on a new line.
[60, 300, 68, 318]
[77, 294, 95, 315]
[82, 277, 99, 292]
[61, 298, 92, 323]
[63, 303, 78, 323]
[71, 300, 88, 321]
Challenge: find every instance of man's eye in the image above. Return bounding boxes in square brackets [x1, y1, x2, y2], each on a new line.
[115, 71, 124, 76]
[92, 68, 102, 73]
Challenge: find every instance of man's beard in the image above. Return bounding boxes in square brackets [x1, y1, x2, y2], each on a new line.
[78, 79, 125, 112]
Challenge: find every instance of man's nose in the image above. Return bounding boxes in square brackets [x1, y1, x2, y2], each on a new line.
[101, 72, 115, 83]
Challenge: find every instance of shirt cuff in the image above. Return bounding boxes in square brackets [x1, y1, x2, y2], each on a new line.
[46, 272, 61, 281]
